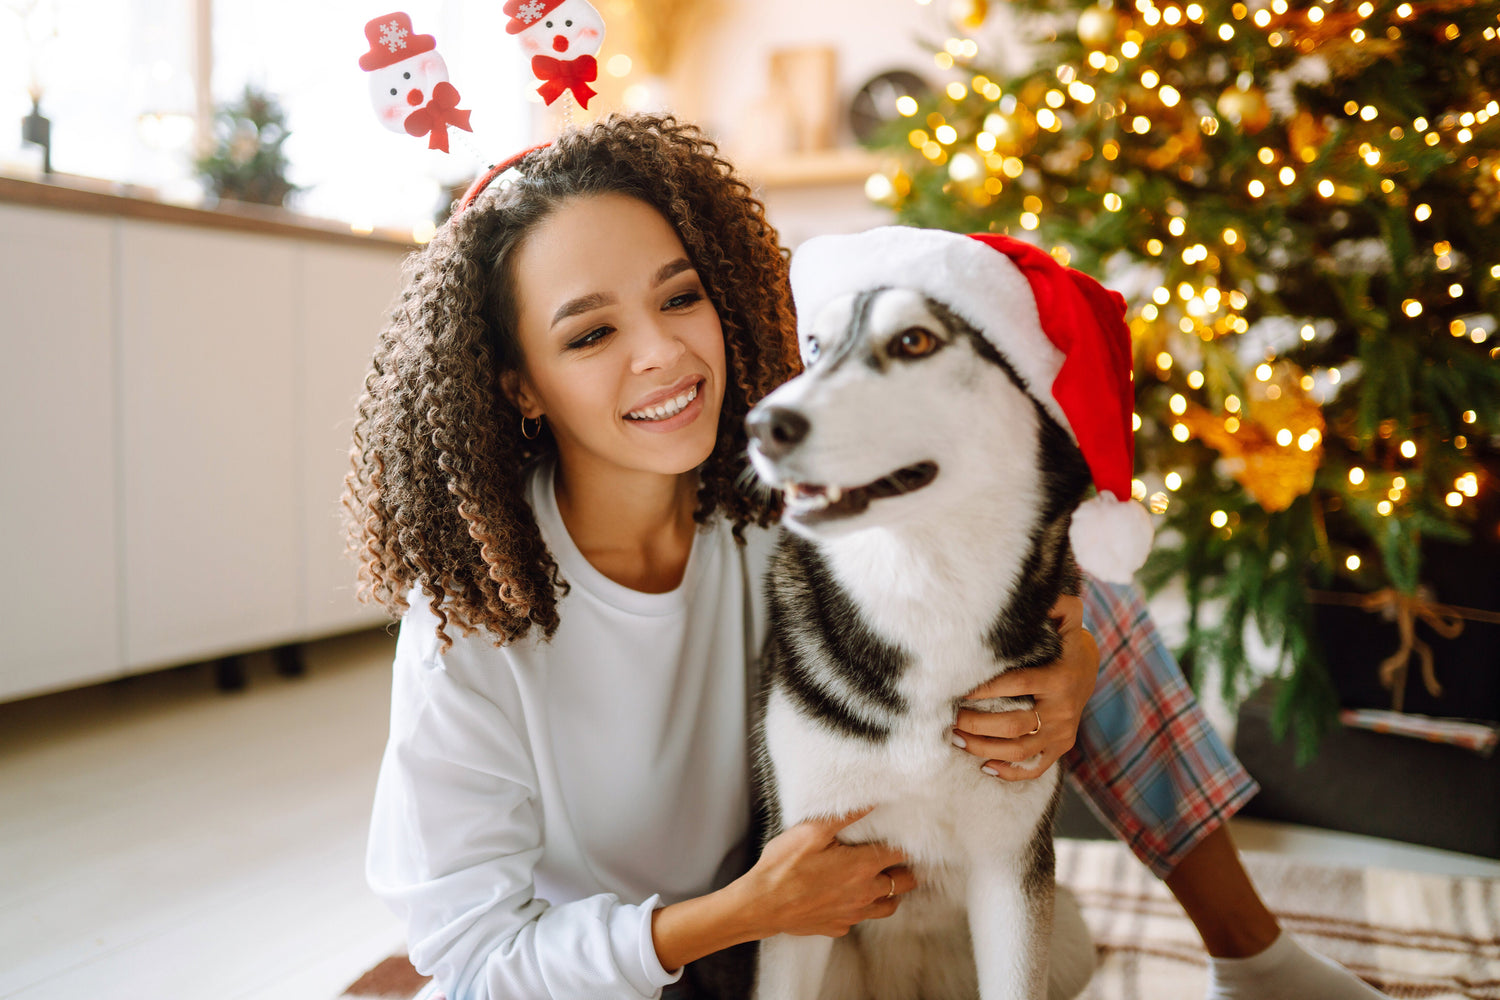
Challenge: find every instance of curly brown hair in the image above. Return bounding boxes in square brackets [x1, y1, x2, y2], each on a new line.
[343, 113, 801, 650]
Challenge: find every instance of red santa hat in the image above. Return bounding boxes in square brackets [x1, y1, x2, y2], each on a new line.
[504, 0, 567, 34]
[787, 226, 1153, 583]
[358, 12, 436, 71]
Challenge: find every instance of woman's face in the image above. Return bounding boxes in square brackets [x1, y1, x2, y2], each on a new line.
[507, 192, 727, 480]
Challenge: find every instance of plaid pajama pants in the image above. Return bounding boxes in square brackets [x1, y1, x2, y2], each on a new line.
[1069, 578, 1260, 879]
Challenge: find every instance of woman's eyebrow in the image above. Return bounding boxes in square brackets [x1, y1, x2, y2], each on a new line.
[652, 257, 694, 286]
[549, 259, 694, 328]
[551, 292, 615, 327]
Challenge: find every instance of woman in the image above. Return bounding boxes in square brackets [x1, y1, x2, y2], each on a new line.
[346, 113, 1384, 1000]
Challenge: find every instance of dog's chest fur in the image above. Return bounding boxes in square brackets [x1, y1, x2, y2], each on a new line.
[756, 509, 1078, 870]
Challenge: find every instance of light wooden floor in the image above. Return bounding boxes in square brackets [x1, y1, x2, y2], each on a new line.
[2, 629, 1497, 1000]
[0, 630, 406, 1000]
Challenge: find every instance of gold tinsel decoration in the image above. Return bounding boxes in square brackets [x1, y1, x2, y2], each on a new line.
[1178, 363, 1326, 513]
[1144, 126, 1204, 171]
[1287, 111, 1331, 162]
[950, 0, 989, 30]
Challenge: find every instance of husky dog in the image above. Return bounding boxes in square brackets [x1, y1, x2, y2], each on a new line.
[744, 227, 1147, 1000]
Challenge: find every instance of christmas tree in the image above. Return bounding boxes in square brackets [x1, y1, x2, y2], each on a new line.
[867, 0, 1500, 757]
[195, 85, 298, 208]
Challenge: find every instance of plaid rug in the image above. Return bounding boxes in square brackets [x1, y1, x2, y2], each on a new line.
[343, 840, 1500, 999]
[1062, 840, 1500, 1000]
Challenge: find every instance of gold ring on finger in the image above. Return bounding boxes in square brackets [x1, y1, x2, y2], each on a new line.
[1025, 708, 1042, 736]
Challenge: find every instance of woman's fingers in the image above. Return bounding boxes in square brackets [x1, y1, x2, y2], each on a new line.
[952, 728, 1050, 764]
[852, 840, 908, 874]
[874, 864, 918, 899]
[965, 664, 1066, 701]
[859, 865, 917, 920]
[802, 805, 876, 841]
[981, 750, 1061, 782]
[953, 706, 1048, 740]
[1050, 593, 1084, 633]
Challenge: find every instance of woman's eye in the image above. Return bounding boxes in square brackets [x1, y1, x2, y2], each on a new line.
[665, 291, 702, 309]
[891, 328, 938, 358]
[568, 327, 611, 349]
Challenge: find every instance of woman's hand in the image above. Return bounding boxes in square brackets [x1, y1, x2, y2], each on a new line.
[737, 808, 916, 939]
[951, 593, 1099, 781]
[651, 809, 914, 972]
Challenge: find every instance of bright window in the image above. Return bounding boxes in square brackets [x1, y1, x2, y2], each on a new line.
[1, 0, 530, 231]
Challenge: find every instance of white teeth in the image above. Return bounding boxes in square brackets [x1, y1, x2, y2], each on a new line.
[627, 383, 698, 421]
[784, 483, 834, 512]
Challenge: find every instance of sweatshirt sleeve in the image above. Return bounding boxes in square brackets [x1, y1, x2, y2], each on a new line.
[365, 633, 683, 1000]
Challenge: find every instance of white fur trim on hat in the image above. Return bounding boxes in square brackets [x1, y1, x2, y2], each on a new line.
[1069, 492, 1154, 583]
[789, 227, 1069, 430]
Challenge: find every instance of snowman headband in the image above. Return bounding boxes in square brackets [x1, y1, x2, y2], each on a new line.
[456, 142, 553, 213]
[358, 6, 605, 160]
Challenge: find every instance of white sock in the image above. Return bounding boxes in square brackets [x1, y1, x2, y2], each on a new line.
[1206, 930, 1387, 999]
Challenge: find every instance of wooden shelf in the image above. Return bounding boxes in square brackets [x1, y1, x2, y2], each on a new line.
[0, 174, 418, 250]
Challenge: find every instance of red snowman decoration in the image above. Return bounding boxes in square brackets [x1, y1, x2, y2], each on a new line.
[359, 12, 473, 153]
[504, 0, 607, 109]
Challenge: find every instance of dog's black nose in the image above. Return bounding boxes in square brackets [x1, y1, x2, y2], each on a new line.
[746, 406, 810, 459]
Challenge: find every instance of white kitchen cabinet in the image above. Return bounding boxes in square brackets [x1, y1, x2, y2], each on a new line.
[0, 185, 405, 701]
[117, 222, 306, 669]
[0, 206, 121, 696]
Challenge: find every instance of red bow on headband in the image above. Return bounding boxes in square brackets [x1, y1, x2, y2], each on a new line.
[403, 81, 473, 153]
[531, 54, 598, 108]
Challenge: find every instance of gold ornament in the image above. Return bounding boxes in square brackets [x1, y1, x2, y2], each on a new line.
[1216, 86, 1272, 135]
[950, 0, 989, 30]
[1077, 6, 1118, 49]
[986, 106, 1038, 156]
[1177, 363, 1325, 513]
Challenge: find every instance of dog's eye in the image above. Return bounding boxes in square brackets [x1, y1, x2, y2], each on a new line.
[804, 337, 821, 364]
[890, 328, 939, 359]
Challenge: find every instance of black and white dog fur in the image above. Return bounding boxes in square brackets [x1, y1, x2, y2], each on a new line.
[745, 285, 1098, 1000]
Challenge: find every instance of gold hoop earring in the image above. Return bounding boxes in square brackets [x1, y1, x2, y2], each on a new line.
[520, 414, 543, 440]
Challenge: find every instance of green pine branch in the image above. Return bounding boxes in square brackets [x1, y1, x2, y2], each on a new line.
[870, 0, 1500, 759]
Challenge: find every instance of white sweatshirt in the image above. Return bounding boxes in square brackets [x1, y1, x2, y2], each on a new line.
[366, 461, 776, 1000]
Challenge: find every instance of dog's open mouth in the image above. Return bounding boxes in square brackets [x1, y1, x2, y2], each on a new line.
[782, 462, 939, 521]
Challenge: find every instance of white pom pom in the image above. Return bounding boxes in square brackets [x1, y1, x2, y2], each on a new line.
[1069, 492, 1154, 583]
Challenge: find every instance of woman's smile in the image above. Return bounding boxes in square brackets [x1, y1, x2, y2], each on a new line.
[624, 376, 706, 429]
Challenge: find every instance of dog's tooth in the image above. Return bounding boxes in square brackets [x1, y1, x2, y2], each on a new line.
[826, 485, 842, 504]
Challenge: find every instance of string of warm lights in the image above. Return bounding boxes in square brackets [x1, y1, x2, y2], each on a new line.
[882, 0, 1497, 555]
